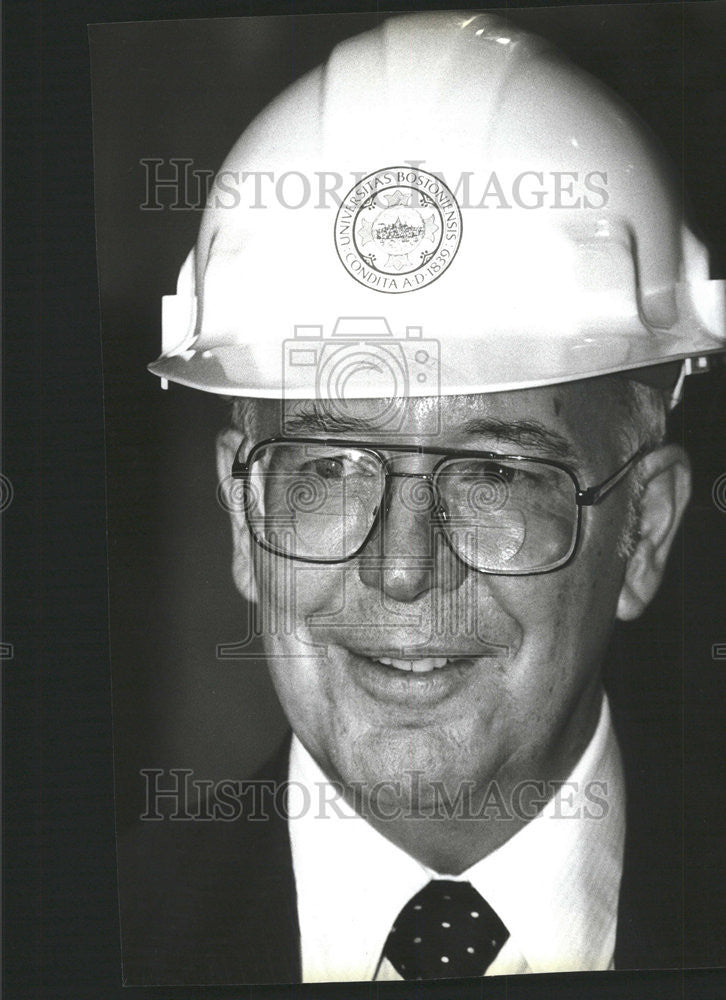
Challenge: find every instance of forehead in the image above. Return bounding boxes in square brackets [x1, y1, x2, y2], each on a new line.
[255, 378, 630, 461]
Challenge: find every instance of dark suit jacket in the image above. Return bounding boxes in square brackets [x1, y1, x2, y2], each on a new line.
[118, 720, 725, 986]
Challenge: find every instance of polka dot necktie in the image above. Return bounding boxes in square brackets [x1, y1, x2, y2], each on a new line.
[382, 879, 509, 980]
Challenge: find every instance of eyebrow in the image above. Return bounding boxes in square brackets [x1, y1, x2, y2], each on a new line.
[282, 407, 579, 463]
[459, 418, 578, 463]
[282, 404, 382, 435]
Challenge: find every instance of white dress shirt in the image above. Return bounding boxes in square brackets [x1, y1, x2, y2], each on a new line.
[288, 693, 625, 982]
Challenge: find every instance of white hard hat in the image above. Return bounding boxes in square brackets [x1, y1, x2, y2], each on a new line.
[149, 11, 725, 400]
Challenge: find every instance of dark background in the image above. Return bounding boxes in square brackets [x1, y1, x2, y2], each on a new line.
[4, 1, 726, 999]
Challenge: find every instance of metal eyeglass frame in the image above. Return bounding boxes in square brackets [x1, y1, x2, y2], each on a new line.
[231, 436, 655, 576]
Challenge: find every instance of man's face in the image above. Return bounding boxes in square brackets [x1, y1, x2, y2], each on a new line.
[237, 380, 636, 804]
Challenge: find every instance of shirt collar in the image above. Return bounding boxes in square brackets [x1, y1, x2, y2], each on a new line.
[462, 692, 625, 973]
[288, 693, 624, 981]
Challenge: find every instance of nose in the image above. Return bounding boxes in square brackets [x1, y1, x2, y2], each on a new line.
[357, 472, 467, 602]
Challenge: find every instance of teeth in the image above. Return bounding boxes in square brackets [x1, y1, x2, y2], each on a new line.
[373, 656, 449, 673]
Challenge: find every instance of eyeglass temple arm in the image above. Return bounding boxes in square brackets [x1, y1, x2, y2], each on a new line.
[576, 443, 656, 507]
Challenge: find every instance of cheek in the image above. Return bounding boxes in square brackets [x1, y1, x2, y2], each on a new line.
[254, 552, 347, 642]
[492, 508, 627, 691]
[256, 546, 342, 600]
[255, 557, 346, 730]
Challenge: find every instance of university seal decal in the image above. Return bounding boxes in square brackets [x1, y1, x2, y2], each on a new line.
[334, 167, 462, 293]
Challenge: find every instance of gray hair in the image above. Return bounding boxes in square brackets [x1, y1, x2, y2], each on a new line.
[614, 378, 669, 558]
[229, 396, 262, 443]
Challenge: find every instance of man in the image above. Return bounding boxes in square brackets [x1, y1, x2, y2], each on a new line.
[120, 11, 725, 985]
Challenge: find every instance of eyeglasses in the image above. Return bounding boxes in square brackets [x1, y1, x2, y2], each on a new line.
[231, 437, 652, 575]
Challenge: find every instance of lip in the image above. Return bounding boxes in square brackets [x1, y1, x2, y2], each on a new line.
[340, 645, 505, 708]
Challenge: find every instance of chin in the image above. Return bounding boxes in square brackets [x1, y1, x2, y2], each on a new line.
[343, 724, 490, 803]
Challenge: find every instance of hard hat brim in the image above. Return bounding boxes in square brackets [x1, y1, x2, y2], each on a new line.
[148, 340, 724, 399]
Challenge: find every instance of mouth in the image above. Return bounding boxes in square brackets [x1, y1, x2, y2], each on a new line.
[340, 643, 509, 708]
[357, 639, 509, 673]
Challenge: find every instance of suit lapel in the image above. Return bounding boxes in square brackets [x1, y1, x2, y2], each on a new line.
[217, 734, 302, 983]
[206, 732, 301, 984]
[609, 679, 683, 971]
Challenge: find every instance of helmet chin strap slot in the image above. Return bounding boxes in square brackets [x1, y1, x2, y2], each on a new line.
[670, 361, 688, 410]
[669, 356, 714, 409]
[161, 247, 197, 357]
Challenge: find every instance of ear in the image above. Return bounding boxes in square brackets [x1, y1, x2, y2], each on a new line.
[616, 443, 691, 621]
[216, 426, 258, 604]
